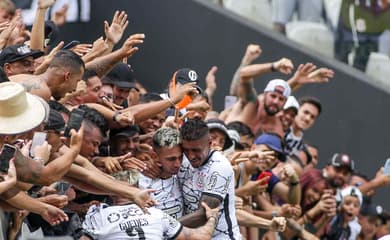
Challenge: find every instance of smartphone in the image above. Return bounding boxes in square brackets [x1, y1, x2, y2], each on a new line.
[55, 182, 71, 195]
[0, 144, 16, 172]
[256, 171, 272, 185]
[30, 132, 47, 157]
[383, 159, 390, 175]
[63, 40, 80, 50]
[224, 96, 237, 110]
[64, 108, 85, 138]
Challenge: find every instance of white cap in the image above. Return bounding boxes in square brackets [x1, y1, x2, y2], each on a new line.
[340, 186, 363, 206]
[264, 79, 291, 98]
[283, 96, 299, 111]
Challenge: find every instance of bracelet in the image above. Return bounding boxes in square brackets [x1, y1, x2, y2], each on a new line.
[289, 181, 299, 186]
[112, 111, 121, 123]
[271, 62, 276, 72]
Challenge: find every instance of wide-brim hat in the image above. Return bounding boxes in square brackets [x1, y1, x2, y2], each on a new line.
[0, 82, 46, 135]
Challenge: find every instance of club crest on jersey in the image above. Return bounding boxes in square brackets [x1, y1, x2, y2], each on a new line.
[107, 212, 121, 223]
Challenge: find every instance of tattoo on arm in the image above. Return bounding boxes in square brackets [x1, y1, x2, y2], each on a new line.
[14, 153, 43, 183]
[86, 57, 117, 78]
[180, 217, 217, 240]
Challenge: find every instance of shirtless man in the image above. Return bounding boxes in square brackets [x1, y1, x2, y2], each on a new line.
[224, 44, 334, 137]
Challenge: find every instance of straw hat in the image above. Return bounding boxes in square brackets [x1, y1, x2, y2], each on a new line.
[0, 82, 47, 135]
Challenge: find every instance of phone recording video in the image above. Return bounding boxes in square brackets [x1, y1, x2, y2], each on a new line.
[30, 132, 47, 158]
[64, 108, 85, 138]
[0, 144, 16, 172]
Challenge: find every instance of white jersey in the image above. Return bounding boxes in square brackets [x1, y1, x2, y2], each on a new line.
[284, 127, 304, 156]
[83, 203, 182, 240]
[178, 150, 241, 240]
[138, 174, 183, 219]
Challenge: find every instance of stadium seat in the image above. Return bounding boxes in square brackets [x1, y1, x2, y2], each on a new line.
[365, 52, 390, 86]
[286, 21, 335, 57]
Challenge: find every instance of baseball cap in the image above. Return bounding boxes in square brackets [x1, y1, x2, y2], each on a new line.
[109, 125, 140, 139]
[104, 63, 138, 90]
[283, 96, 299, 112]
[329, 153, 355, 172]
[361, 203, 383, 217]
[340, 186, 363, 206]
[173, 68, 202, 94]
[227, 129, 244, 150]
[0, 44, 44, 67]
[254, 133, 286, 161]
[206, 118, 233, 150]
[264, 79, 291, 98]
[44, 109, 65, 133]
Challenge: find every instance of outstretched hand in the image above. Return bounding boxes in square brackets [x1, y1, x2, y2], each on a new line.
[105, 10, 129, 45]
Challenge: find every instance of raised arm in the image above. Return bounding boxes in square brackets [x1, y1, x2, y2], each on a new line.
[85, 33, 144, 77]
[30, 0, 55, 51]
[287, 63, 334, 92]
[104, 10, 129, 53]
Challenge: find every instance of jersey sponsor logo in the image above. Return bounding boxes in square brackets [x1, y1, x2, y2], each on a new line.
[107, 212, 121, 223]
[119, 206, 144, 219]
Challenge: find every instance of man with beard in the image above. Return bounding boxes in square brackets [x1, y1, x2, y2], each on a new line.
[323, 153, 355, 190]
[225, 77, 291, 138]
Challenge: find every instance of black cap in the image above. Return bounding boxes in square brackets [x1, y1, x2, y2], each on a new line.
[44, 109, 65, 133]
[109, 126, 140, 139]
[104, 63, 138, 90]
[173, 68, 202, 94]
[44, 20, 60, 48]
[361, 203, 383, 217]
[0, 44, 44, 66]
[329, 153, 355, 172]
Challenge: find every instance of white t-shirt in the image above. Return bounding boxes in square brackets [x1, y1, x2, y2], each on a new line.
[83, 203, 182, 240]
[138, 174, 183, 219]
[178, 150, 242, 240]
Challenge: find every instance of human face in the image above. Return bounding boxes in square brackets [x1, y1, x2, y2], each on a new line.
[138, 112, 165, 134]
[182, 134, 210, 168]
[101, 84, 114, 102]
[4, 57, 35, 76]
[113, 86, 130, 105]
[209, 129, 226, 150]
[46, 130, 63, 156]
[0, 8, 11, 23]
[324, 165, 351, 188]
[240, 135, 254, 151]
[303, 180, 327, 208]
[156, 145, 183, 178]
[114, 133, 140, 156]
[252, 144, 278, 171]
[82, 76, 103, 103]
[294, 103, 319, 131]
[307, 145, 319, 167]
[341, 196, 361, 222]
[281, 108, 297, 131]
[263, 91, 286, 116]
[359, 215, 380, 239]
[80, 126, 102, 160]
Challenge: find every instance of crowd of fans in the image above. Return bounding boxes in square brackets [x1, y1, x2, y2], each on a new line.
[218, 0, 390, 71]
[0, 0, 389, 239]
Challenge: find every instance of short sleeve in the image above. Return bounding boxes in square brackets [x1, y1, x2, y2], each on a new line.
[162, 212, 183, 239]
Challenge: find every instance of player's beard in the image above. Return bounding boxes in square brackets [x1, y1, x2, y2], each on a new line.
[264, 104, 279, 116]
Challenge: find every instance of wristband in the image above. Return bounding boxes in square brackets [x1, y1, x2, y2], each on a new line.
[289, 181, 299, 186]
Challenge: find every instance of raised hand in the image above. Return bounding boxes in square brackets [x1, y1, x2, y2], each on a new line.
[243, 44, 262, 65]
[69, 124, 84, 153]
[133, 189, 156, 213]
[38, 0, 56, 9]
[170, 82, 197, 104]
[307, 67, 334, 83]
[105, 10, 129, 45]
[52, 4, 68, 26]
[273, 58, 294, 74]
[70, 43, 92, 57]
[120, 33, 145, 58]
[205, 66, 218, 96]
